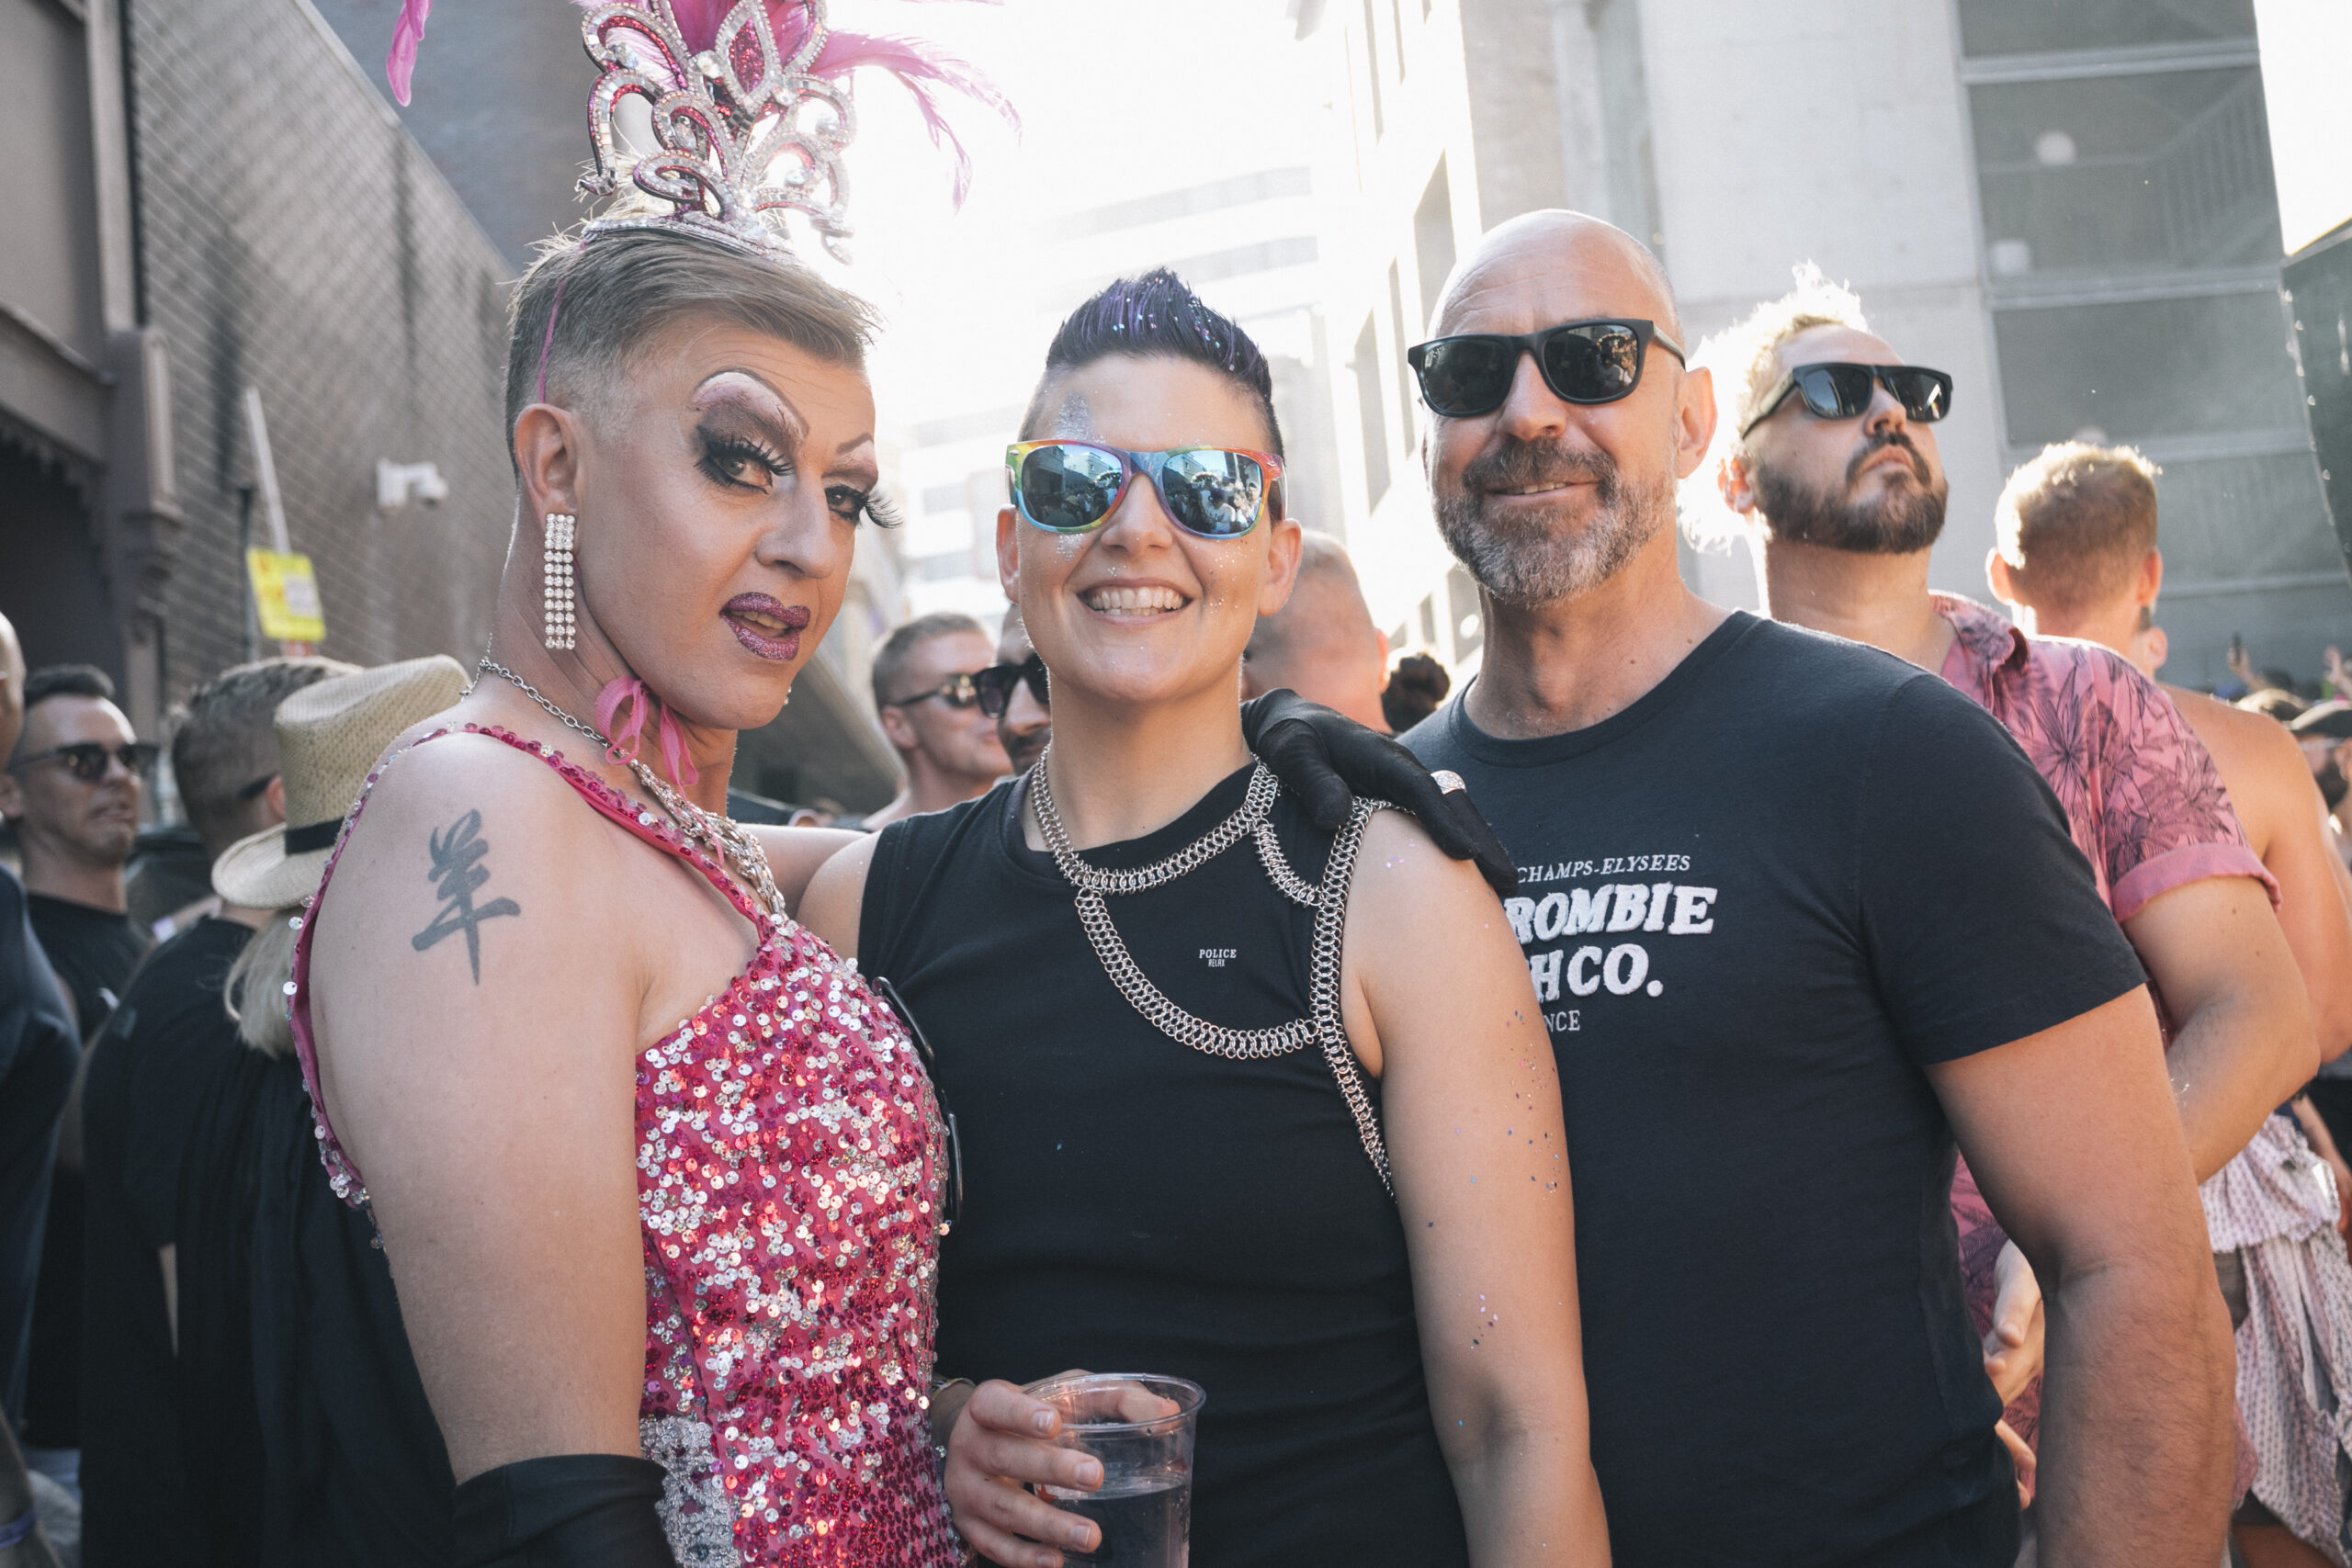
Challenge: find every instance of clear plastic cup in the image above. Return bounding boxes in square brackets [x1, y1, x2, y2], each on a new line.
[1023, 1371, 1206, 1567]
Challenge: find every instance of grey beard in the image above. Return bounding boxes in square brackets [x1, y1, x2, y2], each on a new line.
[1433, 446, 1671, 607]
[1752, 441, 1949, 556]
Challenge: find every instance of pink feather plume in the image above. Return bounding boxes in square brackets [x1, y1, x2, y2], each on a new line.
[386, 0, 433, 106]
[571, 0, 1016, 209]
[596, 677, 700, 790]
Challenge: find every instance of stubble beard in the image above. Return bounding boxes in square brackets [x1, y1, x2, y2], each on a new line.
[1433, 437, 1674, 607]
[1752, 434, 1949, 556]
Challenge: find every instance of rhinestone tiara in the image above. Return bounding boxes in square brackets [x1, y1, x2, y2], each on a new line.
[576, 0, 857, 262]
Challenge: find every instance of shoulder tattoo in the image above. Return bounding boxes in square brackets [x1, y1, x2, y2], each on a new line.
[411, 808, 522, 984]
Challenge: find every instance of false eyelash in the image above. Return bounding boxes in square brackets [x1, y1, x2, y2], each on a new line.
[699, 433, 792, 490]
[860, 490, 905, 529]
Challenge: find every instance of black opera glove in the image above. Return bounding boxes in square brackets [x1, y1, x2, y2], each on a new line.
[454, 1454, 678, 1568]
[1240, 689, 1518, 897]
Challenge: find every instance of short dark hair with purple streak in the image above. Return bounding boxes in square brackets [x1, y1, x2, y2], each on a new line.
[1020, 268, 1284, 457]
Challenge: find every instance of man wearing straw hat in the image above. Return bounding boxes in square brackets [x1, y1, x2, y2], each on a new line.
[79, 656, 465, 1566]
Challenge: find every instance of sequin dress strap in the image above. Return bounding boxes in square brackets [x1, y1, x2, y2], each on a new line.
[288, 723, 772, 1206]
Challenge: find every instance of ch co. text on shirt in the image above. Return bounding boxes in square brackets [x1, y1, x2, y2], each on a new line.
[1505, 882, 1720, 1017]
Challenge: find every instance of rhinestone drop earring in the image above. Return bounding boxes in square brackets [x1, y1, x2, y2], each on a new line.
[543, 513, 576, 649]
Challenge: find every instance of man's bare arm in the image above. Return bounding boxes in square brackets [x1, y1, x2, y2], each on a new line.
[2122, 874, 2315, 1179]
[2169, 689, 2352, 1061]
[1928, 987, 2233, 1568]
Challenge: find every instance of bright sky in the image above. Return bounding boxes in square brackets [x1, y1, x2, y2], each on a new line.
[808, 0, 1322, 434]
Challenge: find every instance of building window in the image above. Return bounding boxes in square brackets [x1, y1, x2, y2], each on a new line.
[1415, 160, 1455, 331]
[1955, 0, 2336, 679]
[1353, 314, 1391, 508]
[1388, 261, 1416, 452]
[1360, 0, 1385, 138]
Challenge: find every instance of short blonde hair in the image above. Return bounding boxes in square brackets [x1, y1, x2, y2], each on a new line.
[1680, 265, 1871, 547]
[1995, 443, 2161, 617]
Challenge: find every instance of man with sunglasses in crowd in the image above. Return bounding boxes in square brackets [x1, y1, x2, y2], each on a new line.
[974, 603, 1051, 776]
[860, 612, 1012, 830]
[0, 664, 156, 1495]
[1710, 267, 2312, 1529]
[1396, 209, 2234, 1564]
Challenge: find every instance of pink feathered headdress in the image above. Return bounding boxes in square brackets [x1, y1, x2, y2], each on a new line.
[388, 1, 1013, 207]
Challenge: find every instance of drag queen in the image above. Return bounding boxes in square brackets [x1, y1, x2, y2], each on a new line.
[293, 6, 1490, 1563]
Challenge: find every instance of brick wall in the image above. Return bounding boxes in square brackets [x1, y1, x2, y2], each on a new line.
[131, 0, 514, 701]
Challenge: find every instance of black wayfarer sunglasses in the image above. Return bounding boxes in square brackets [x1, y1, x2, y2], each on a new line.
[884, 672, 985, 712]
[1408, 318, 1687, 418]
[972, 654, 1048, 720]
[7, 741, 161, 784]
[868, 974, 964, 1232]
[1741, 362, 1953, 438]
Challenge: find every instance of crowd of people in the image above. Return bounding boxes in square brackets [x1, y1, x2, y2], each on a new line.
[6, 6, 2352, 1564]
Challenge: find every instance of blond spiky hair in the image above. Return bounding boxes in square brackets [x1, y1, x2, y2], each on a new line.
[1679, 264, 1871, 548]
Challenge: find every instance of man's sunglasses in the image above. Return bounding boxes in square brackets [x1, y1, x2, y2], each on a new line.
[869, 974, 963, 1231]
[883, 672, 985, 712]
[1741, 363, 1953, 438]
[1006, 441, 1283, 539]
[971, 653, 1048, 720]
[1407, 318, 1686, 418]
[7, 741, 160, 783]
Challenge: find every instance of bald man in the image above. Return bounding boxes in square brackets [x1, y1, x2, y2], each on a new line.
[1397, 210, 2231, 1564]
[0, 614, 77, 1431]
[1239, 533, 1391, 730]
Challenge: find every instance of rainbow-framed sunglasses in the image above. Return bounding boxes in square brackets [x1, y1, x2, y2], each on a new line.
[1005, 440, 1283, 539]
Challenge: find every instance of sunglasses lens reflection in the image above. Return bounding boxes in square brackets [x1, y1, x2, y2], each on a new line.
[1159, 448, 1267, 537]
[1886, 368, 1951, 422]
[1415, 337, 1516, 415]
[1543, 324, 1641, 401]
[1017, 444, 1125, 531]
[1795, 366, 1869, 419]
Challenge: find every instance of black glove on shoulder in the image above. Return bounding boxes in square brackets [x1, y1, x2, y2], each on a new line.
[454, 1453, 677, 1568]
[1240, 689, 1518, 897]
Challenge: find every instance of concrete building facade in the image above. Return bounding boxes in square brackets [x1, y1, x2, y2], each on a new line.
[1292, 0, 2348, 690]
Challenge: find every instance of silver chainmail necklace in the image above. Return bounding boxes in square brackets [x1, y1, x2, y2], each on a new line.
[1029, 743, 1395, 1190]
[475, 659, 787, 922]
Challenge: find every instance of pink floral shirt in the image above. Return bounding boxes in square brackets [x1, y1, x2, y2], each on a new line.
[1935, 594, 2274, 922]
[1936, 594, 2274, 1461]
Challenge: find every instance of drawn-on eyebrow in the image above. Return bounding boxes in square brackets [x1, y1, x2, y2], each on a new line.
[693, 369, 807, 448]
[828, 432, 879, 486]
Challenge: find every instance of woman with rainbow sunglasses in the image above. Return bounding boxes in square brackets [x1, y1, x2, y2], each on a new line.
[802, 270, 1609, 1567]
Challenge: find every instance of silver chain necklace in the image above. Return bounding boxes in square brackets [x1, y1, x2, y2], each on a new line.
[475, 659, 787, 922]
[1030, 744, 1395, 1190]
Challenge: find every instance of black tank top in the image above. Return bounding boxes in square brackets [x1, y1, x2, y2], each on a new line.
[862, 764, 1470, 1566]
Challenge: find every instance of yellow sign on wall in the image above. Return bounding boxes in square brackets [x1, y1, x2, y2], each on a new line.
[246, 549, 327, 643]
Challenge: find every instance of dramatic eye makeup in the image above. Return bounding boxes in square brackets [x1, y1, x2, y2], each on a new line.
[692, 370, 801, 494]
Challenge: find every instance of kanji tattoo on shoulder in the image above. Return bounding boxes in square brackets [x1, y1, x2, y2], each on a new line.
[412, 808, 521, 984]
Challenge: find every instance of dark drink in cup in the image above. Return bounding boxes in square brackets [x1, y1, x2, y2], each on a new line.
[1025, 1372, 1206, 1568]
[1042, 1462, 1190, 1566]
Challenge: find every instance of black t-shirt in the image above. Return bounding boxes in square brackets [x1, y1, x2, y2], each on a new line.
[26, 893, 150, 1040]
[79, 915, 251, 1566]
[23, 892, 148, 1450]
[862, 769, 1471, 1567]
[1402, 613, 2144, 1567]
[0, 867, 76, 1427]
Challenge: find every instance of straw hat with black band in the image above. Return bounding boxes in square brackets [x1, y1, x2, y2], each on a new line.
[212, 655, 469, 910]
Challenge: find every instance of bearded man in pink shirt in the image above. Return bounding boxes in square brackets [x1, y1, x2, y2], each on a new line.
[1705, 266, 2315, 1509]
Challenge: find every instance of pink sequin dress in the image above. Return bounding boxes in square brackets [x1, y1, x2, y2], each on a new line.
[287, 727, 960, 1567]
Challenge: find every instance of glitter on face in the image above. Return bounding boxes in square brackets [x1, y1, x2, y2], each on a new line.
[288, 726, 960, 1565]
